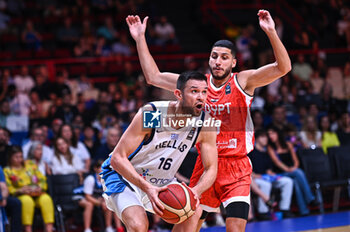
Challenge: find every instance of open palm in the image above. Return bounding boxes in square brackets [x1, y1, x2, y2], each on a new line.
[126, 15, 149, 41]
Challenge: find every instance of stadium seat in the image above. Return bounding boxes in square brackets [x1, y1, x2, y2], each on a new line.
[34, 49, 52, 59]
[69, 65, 87, 76]
[88, 64, 106, 76]
[47, 174, 81, 232]
[299, 148, 349, 213]
[15, 50, 33, 60]
[53, 49, 71, 58]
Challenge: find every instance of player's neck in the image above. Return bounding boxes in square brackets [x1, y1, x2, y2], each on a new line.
[211, 75, 231, 88]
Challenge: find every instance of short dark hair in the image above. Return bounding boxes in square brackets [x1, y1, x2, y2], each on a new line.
[212, 40, 235, 56]
[176, 71, 207, 91]
[255, 129, 267, 139]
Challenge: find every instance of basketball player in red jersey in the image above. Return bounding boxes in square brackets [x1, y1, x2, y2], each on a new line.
[127, 9, 291, 232]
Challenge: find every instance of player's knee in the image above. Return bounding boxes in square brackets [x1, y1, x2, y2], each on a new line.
[125, 218, 148, 232]
[225, 202, 249, 220]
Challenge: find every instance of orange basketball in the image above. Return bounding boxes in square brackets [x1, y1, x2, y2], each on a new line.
[158, 183, 197, 224]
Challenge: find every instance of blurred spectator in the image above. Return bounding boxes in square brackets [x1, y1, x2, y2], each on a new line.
[27, 141, 52, 175]
[319, 115, 340, 154]
[94, 127, 121, 161]
[0, 4, 10, 32]
[0, 100, 11, 128]
[154, 16, 177, 46]
[97, 16, 119, 42]
[119, 61, 138, 87]
[112, 33, 133, 56]
[236, 25, 257, 67]
[54, 93, 79, 124]
[249, 130, 293, 220]
[251, 110, 264, 131]
[82, 125, 100, 157]
[21, 20, 42, 50]
[51, 137, 84, 181]
[47, 118, 63, 145]
[94, 36, 111, 57]
[337, 6, 350, 48]
[13, 66, 35, 94]
[292, 54, 313, 83]
[0, 69, 12, 102]
[31, 66, 52, 101]
[299, 115, 322, 149]
[78, 160, 124, 232]
[4, 146, 54, 232]
[326, 67, 345, 101]
[8, 85, 31, 116]
[268, 105, 293, 134]
[51, 70, 71, 99]
[58, 124, 91, 173]
[0, 164, 22, 232]
[336, 112, 350, 146]
[267, 126, 318, 216]
[0, 127, 11, 167]
[344, 61, 350, 99]
[293, 30, 312, 49]
[29, 90, 45, 120]
[278, 84, 296, 115]
[56, 17, 80, 49]
[310, 71, 324, 95]
[22, 127, 53, 167]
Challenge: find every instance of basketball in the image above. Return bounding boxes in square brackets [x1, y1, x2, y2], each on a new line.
[158, 183, 197, 224]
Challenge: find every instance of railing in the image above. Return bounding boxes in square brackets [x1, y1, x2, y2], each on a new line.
[0, 47, 348, 83]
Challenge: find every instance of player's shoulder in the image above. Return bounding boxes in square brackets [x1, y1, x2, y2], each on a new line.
[142, 101, 170, 111]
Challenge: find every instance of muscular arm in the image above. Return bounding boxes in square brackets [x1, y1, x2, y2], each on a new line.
[110, 106, 166, 214]
[192, 117, 218, 196]
[238, 10, 291, 95]
[126, 15, 178, 91]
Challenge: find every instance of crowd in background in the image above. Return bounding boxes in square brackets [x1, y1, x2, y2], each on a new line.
[0, 0, 349, 231]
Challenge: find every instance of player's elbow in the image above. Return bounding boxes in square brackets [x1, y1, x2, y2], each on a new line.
[277, 60, 292, 75]
[110, 154, 123, 171]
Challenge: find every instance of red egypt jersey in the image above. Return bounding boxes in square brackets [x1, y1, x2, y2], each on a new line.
[197, 73, 255, 157]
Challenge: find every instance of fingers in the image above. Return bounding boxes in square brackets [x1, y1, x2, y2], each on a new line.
[152, 199, 164, 216]
[257, 9, 270, 18]
[126, 15, 147, 26]
[143, 16, 149, 26]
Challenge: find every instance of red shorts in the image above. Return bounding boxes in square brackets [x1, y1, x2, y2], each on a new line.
[189, 155, 252, 212]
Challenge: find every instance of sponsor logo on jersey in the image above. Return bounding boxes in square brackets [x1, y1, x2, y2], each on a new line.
[210, 98, 218, 102]
[225, 83, 231, 94]
[143, 110, 161, 128]
[140, 168, 153, 180]
[149, 177, 172, 185]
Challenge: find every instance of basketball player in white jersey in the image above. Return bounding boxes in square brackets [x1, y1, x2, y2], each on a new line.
[100, 71, 218, 232]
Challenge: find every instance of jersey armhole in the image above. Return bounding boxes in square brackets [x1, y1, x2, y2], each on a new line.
[234, 74, 254, 98]
[191, 112, 206, 148]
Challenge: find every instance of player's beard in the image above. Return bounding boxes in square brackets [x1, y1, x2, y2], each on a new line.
[210, 66, 232, 80]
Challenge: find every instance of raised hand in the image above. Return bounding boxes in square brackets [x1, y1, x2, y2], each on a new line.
[126, 15, 149, 42]
[257, 9, 275, 33]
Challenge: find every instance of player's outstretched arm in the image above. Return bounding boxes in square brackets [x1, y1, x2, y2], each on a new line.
[192, 116, 218, 196]
[238, 9, 291, 95]
[110, 106, 166, 215]
[126, 15, 178, 91]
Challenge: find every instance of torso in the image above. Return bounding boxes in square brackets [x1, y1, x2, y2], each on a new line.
[198, 73, 254, 157]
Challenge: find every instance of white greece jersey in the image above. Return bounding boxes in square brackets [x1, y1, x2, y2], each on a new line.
[101, 101, 205, 195]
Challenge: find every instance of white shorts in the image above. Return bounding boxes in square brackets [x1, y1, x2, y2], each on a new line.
[102, 179, 177, 221]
